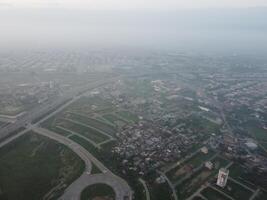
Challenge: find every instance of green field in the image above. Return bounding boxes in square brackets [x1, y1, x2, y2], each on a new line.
[67, 96, 114, 115]
[192, 196, 205, 200]
[228, 164, 258, 190]
[175, 155, 230, 200]
[65, 112, 117, 136]
[0, 132, 84, 200]
[102, 113, 127, 127]
[254, 190, 267, 200]
[201, 187, 232, 200]
[166, 150, 216, 183]
[80, 183, 115, 200]
[215, 179, 253, 200]
[116, 111, 139, 122]
[57, 118, 109, 143]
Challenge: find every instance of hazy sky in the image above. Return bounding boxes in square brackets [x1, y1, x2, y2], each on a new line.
[0, 0, 267, 54]
[1, 0, 267, 10]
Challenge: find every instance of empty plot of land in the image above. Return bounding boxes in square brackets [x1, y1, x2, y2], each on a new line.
[214, 179, 253, 200]
[57, 119, 109, 144]
[67, 96, 115, 115]
[176, 156, 227, 200]
[201, 187, 232, 200]
[102, 113, 127, 127]
[0, 132, 84, 200]
[116, 111, 139, 123]
[228, 164, 258, 190]
[166, 151, 216, 183]
[65, 112, 117, 136]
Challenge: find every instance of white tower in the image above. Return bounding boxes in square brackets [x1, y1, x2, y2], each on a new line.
[216, 168, 229, 188]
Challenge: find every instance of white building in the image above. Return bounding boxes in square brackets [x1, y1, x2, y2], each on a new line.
[217, 168, 229, 188]
[205, 161, 213, 170]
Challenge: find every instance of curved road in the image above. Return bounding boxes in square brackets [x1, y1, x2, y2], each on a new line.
[33, 127, 132, 200]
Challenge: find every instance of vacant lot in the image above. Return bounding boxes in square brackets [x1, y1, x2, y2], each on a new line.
[166, 150, 216, 183]
[215, 179, 253, 200]
[201, 187, 232, 200]
[57, 118, 109, 144]
[0, 132, 84, 200]
[65, 112, 117, 136]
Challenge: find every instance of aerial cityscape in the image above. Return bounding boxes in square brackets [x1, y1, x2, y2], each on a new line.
[0, 1, 267, 200]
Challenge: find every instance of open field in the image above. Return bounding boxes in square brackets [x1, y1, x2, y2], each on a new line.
[57, 118, 109, 143]
[116, 111, 139, 123]
[0, 132, 84, 200]
[228, 164, 259, 190]
[254, 190, 267, 200]
[175, 155, 230, 200]
[166, 150, 216, 183]
[102, 113, 128, 127]
[41, 96, 138, 146]
[65, 112, 117, 136]
[0, 105, 26, 116]
[201, 187, 232, 200]
[214, 179, 253, 200]
[80, 183, 115, 200]
[67, 96, 115, 115]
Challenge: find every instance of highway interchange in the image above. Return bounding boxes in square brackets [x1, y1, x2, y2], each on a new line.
[0, 77, 133, 200]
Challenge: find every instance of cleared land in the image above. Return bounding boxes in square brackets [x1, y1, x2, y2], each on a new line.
[175, 156, 230, 200]
[57, 118, 109, 143]
[201, 187, 232, 200]
[166, 150, 216, 183]
[41, 96, 137, 147]
[214, 179, 253, 200]
[228, 164, 259, 190]
[65, 112, 117, 136]
[0, 132, 84, 200]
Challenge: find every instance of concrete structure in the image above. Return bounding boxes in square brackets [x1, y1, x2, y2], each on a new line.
[205, 161, 213, 170]
[216, 168, 229, 188]
[201, 146, 209, 154]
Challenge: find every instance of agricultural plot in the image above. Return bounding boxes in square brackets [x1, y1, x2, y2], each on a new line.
[0, 132, 84, 200]
[166, 150, 216, 183]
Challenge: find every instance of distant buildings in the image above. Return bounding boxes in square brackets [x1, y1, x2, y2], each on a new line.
[216, 168, 229, 188]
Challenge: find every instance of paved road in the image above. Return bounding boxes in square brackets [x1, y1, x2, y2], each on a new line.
[139, 178, 151, 200]
[33, 127, 132, 200]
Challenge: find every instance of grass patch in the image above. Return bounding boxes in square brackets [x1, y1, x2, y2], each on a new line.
[65, 112, 117, 136]
[57, 119, 109, 144]
[116, 111, 139, 122]
[80, 183, 115, 200]
[0, 132, 84, 200]
[215, 179, 253, 200]
[201, 187, 232, 200]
